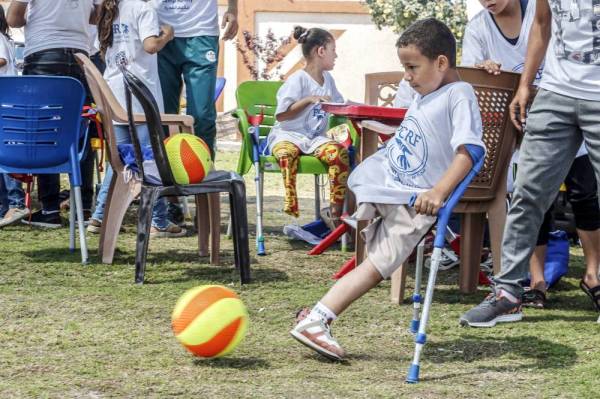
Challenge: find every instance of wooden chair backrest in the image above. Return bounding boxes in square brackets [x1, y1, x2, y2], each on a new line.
[364, 71, 404, 106]
[456, 67, 520, 203]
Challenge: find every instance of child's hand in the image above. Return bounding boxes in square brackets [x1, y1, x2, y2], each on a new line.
[306, 95, 331, 104]
[414, 188, 445, 216]
[160, 25, 174, 41]
[475, 60, 502, 75]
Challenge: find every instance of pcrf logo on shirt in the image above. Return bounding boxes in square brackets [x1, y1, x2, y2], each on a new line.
[386, 116, 429, 186]
[112, 23, 131, 46]
[303, 103, 327, 137]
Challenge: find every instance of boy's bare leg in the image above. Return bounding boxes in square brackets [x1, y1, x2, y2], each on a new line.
[320, 258, 383, 315]
[529, 245, 547, 291]
[578, 229, 600, 288]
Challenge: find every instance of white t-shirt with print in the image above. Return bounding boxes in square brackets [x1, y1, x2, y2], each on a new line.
[0, 34, 17, 76]
[541, 0, 600, 101]
[349, 82, 485, 205]
[103, 0, 163, 122]
[462, 0, 544, 82]
[153, 0, 219, 38]
[266, 69, 344, 154]
[18, 0, 102, 58]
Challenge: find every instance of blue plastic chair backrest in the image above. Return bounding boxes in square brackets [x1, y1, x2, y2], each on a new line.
[0, 76, 86, 172]
[214, 77, 226, 102]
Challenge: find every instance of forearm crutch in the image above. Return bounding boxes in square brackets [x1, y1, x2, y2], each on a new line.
[406, 144, 485, 384]
[248, 112, 266, 256]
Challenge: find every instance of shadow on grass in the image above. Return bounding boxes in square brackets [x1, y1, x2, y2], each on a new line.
[426, 334, 577, 370]
[193, 356, 270, 370]
[22, 248, 289, 284]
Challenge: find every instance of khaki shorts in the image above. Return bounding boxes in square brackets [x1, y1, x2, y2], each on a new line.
[355, 203, 436, 279]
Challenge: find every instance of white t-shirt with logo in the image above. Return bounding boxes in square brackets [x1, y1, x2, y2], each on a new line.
[0, 34, 17, 76]
[349, 82, 485, 205]
[266, 70, 344, 154]
[153, 0, 219, 38]
[462, 0, 544, 82]
[18, 0, 102, 58]
[541, 0, 600, 101]
[103, 0, 163, 122]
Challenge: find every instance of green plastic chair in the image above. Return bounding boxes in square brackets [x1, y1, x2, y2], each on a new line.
[232, 80, 353, 220]
[233, 81, 356, 255]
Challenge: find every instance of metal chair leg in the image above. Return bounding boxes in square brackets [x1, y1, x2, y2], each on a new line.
[69, 189, 76, 253]
[73, 186, 88, 264]
[407, 247, 442, 384]
[314, 174, 321, 221]
[410, 239, 425, 333]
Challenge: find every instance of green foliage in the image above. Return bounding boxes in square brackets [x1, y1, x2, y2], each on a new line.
[364, 0, 468, 46]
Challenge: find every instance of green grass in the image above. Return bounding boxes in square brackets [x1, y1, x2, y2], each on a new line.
[1, 151, 598, 398]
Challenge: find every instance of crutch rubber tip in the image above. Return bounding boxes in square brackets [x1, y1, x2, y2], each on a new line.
[409, 320, 420, 334]
[406, 364, 420, 383]
[257, 240, 266, 256]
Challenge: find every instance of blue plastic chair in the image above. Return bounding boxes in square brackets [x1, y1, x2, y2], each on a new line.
[406, 144, 485, 383]
[0, 76, 90, 263]
[214, 77, 226, 101]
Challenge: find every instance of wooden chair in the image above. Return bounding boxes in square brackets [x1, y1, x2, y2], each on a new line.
[75, 54, 219, 265]
[364, 71, 404, 106]
[361, 68, 520, 302]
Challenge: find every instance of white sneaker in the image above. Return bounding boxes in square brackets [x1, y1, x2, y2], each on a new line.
[0, 207, 30, 228]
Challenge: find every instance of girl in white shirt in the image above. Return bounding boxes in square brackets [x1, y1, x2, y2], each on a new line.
[268, 26, 349, 225]
[89, 0, 184, 237]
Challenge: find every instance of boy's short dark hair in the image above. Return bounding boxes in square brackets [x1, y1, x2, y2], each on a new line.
[396, 18, 456, 68]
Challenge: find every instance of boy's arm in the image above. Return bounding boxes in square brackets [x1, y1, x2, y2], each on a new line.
[414, 146, 473, 216]
[0, 58, 7, 67]
[509, 0, 552, 130]
[7, 1, 27, 28]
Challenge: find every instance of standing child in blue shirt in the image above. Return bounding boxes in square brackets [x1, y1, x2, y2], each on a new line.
[290, 19, 485, 360]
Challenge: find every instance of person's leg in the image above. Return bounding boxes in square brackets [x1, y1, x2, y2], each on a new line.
[3, 174, 25, 209]
[22, 49, 88, 226]
[461, 89, 582, 326]
[0, 175, 7, 216]
[564, 154, 600, 290]
[495, 90, 581, 296]
[0, 174, 30, 227]
[291, 204, 434, 359]
[158, 39, 187, 223]
[314, 142, 350, 225]
[181, 36, 218, 156]
[90, 125, 131, 223]
[529, 207, 553, 292]
[272, 141, 301, 217]
[158, 39, 184, 117]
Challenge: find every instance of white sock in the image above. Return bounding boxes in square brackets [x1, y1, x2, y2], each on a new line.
[308, 301, 338, 323]
[498, 289, 519, 303]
